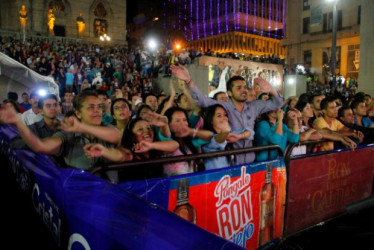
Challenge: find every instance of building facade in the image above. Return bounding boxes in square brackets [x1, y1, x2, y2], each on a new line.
[164, 0, 286, 58]
[0, 0, 127, 44]
[282, 0, 361, 83]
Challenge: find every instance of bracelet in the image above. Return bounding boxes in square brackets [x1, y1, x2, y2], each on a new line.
[192, 128, 198, 138]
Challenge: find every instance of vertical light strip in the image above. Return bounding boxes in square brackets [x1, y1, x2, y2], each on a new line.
[233, 0, 236, 30]
[196, 0, 200, 39]
[184, 0, 188, 40]
[210, 0, 214, 35]
[217, 0, 221, 34]
[172, 0, 177, 29]
[225, 0, 229, 32]
[203, 0, 206, 37]
[254, 0, 257, 33]
[246, 0, 248, 32]
[268, 0, 272, 37]
[282, 0, 285, 38]
[238, 0, 241, 31]
[163, 0, 166, 29]
[190, 0, 194, 40]
[275, 0, 279, 38]
[261, 0, 264, 36]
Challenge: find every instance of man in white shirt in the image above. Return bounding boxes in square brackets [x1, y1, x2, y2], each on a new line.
[21, 91, 42, 125]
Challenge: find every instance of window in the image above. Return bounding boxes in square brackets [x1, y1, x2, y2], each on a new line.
[358, 6, 361, 25]
[304, 50, 312, 66]
[303, 0, 310, 11]
[338, 10, 342, 30]
[323, 12, 333, 33]
[303, 17, 310, 34]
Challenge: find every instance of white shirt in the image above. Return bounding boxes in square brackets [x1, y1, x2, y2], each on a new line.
[21, 108, 43, 126]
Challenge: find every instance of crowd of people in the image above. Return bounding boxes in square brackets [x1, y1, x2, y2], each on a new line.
[1, 36, 373, 184]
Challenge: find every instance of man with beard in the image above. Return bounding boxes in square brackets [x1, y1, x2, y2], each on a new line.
[170, 64, 284, 164]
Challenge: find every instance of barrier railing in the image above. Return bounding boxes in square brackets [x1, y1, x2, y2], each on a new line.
[283, 140, 374, 237]
[2, 121, 373, 249]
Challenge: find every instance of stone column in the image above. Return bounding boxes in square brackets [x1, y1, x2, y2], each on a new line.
[358, 0, 374, 95]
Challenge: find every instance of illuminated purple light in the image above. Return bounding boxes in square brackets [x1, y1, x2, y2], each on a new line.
[203, 0, 206, 37]
[276, 0, 279, 38]
[225, 0, 229, 32]
[173, 0, 176, 29]
[184, 0, 188, 40]
[254, 0, 257, 33]
[217, 0, 221, 34]
[268, 0, 272, 37]
[246, 0, 248, 33]
[196, 0, 200, 39]
[233, 0, 236, 31]
[210, 0, 213, 36]
[190, 0, 193, 40]
[238, 0, 241, 31]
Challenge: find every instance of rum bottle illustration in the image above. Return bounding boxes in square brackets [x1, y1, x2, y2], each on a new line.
[258, 162, 276, 246]
[173, 178, 197, 224]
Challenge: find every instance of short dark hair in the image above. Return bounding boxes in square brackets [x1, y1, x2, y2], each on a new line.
[295, 101, 308, 113]
[143, 93, 157, 103]
[350, 99, 364, 110]
[320, 96, 336, 110]
[73, 91, 98, 111]
[7, 92, 18, 102]
[226, 75, 245, 92]
[110, 98, 130, 115]
[338, 105, 351, 119]
[38, 94, 58, 109]
[213, 91, 226, 100]
[96, 89, 108, 98]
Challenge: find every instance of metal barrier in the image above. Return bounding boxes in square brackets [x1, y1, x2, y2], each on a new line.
[90, 144, 284, 175]
[282, 140, 374, 236]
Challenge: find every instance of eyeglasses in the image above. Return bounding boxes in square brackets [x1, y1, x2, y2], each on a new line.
[114, 105, 128, 111]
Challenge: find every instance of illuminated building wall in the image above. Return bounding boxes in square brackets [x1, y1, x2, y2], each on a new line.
[163, 0, 286, 56]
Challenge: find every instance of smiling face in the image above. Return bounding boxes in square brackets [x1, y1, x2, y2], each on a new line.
[75, 96, 103, 126]
[169, 110, 189, 137]
[132, 120, 154, 143]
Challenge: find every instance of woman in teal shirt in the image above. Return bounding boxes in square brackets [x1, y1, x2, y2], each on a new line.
[255, 109, 300, 162]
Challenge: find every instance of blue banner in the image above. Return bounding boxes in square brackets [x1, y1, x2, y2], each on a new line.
[0, 125, 242, 250]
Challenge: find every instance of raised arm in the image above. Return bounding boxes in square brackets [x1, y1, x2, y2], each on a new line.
[84, 144, 133, 162]
[60, 116, 122, 144]
[175, 79, 201, 116]
[0, 106, 62, 154]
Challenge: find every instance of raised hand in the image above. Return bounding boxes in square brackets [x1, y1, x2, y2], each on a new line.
[276, 109, 284, 121]
[170, 64, 191, 82]
[141, 112, 168, 127]
[254, 77, 275, 95]
[170, 123, 191, 138]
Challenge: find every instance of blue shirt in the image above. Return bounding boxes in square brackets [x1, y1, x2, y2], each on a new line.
[354, 117, 373, 128]
[190, 86, 283, 165]
[255, 121, 299, 162]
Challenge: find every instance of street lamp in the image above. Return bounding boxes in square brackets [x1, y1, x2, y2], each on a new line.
[327, 0, 338, 88]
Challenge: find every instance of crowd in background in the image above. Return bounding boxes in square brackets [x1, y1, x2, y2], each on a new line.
[1, 35, 373, 184]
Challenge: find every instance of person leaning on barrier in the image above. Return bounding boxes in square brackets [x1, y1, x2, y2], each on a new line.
[202, 104, 254, 170]
[313, 96, 362, 151]
[0, 91, 132, 175]
[338, 105, 374, 145]
[255, 109, 300, 161]
[294, 101, 357, 152]
[118, 115, 179, 181]
[10, 94, 60, 150]
[170, 64, 284, 165]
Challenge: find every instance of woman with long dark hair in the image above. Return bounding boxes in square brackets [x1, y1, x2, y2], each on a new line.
[202, 104, 254, 170]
